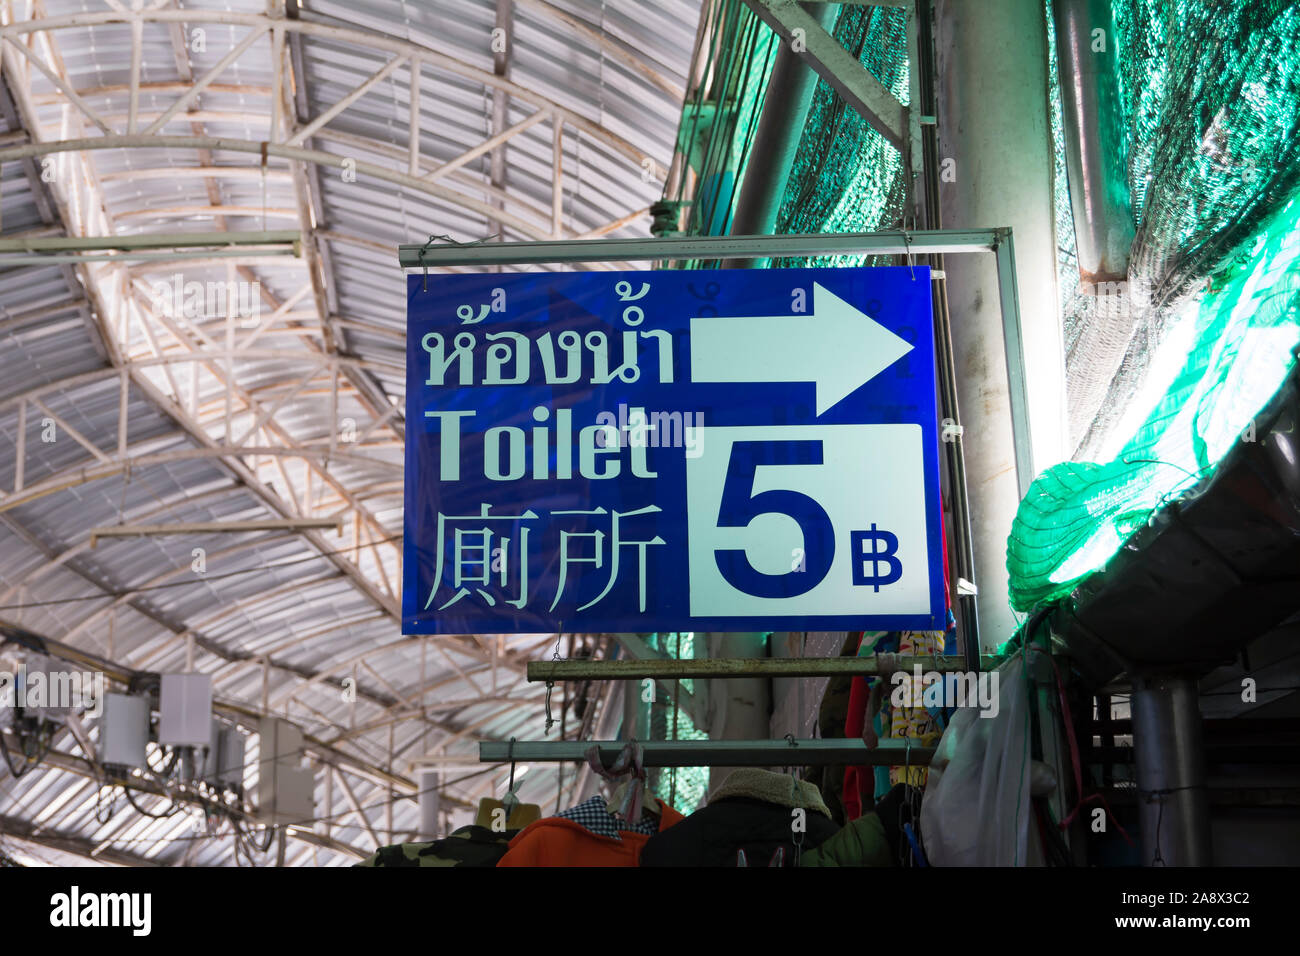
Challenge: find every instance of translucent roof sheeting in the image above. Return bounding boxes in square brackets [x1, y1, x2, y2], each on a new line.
[0, 0, 698, 866]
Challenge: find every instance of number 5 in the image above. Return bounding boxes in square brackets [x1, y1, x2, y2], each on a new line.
[714, 440, 834, 597]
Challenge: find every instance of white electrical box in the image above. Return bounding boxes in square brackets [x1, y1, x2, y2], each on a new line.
[99, 693, 149, 768]
[217, 725, 246, 788]
[200, 718, 222, 781]
[158, 673, 212, 746]
[266, 765, 316, 824]
[257, 717, 315, 823]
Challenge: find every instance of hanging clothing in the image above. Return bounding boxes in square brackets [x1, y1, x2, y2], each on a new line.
[356, 825, 517, 868]
[801, 784, 924, 867]
[888, 630, 946, 789]
[555, 794, 660, 839]
[802, 630, 863, 826]
[843, 630, 896, 821]
[496, 795, 682, 867]
[639, 769, 839, 867]
[798, 814, 893, 867]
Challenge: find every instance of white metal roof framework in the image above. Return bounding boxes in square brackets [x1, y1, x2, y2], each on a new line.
[0, 0, 701, 866]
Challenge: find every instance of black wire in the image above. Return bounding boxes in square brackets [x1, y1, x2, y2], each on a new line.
[122, 784, 183, 819]
[0, 719, 52, 778]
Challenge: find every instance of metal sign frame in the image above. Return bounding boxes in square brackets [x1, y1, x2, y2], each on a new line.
[479, 737, 935, 768]
[397, 228, 1032, 497]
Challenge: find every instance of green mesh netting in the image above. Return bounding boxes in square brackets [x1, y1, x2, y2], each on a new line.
[669, 3, 910, 257]
[1010, 194, 1300, 609]
[646, 632, 709, 812]
[1008, 0, 1300, 611]
[773, 4, 911, 268]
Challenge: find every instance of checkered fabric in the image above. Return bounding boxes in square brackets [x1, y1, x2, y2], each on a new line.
[556, 795, 659, 841]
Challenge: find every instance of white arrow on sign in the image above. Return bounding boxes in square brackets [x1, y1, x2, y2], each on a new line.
[689, 282, 915, 416]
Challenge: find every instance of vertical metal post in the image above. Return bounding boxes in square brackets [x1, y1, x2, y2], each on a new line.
[935, 0, 1065, 646]
[418, 769, 441, 841]
[723, 2, 842, 269]
[994, 232, 1034, 498]
[913, 0, 980, 665]
[1131, 675, 1212, 866]
[705, 631, 771, 792]
[1050, 0, 1133, 283]
[621, 637, 652, 742]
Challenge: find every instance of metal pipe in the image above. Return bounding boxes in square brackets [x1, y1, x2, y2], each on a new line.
[723, 2, 841, 268]
[89, 517, 343, 546]
[1051, 0, 1134, 283]
[704, 632, 770, 791]
[1130, 675, 1213, 866]
[527, 654, 999, 681]
[913, 0, 980, 663]
[480, 737, 934, 767]
[935, 0, 1066, 645]
[418, 769, 441, 841]
[0, 229, 300, 251]
[397, 227, 1009, 267]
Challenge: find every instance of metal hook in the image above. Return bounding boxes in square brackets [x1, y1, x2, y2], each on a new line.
[501, 736, 520, 822]
[543, 681, 556, 735]
[903, 230, 916, 281]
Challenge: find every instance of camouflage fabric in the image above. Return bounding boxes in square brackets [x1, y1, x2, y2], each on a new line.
[355, 825, 517, 868]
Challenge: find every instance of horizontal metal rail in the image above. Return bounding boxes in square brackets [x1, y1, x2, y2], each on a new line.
[395, 228, 1033, 497]
[88, 518, 343, 547]
[397, 228, 1006, 267]
[0, 229, 302, 251]
[527, 655, 1000, 682]
[480, 738, 934, 767]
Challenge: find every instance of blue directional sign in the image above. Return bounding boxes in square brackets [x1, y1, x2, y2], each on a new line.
[403, 267, 944, 635]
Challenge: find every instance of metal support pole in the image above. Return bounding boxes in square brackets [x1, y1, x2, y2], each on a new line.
[621, 640, 652, 743]
[723, 2, 841, 269]
[417, 769, 441, 841]
[398, 228, 1011, 267]
[705, 632, 770, 791]
[528, 654, 999, 681]
[935, 0, 1066, 647]
[1050, 0, 1133, 283]
[1131, 675, 1212, 866]
[481, 737, 934, 768]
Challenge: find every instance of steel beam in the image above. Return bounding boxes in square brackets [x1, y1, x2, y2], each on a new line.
[0, 229, 300, 251]
[1131, 675, 1213, 866]
[481, 738, 934, 767]
[398, 228, 1005, 266]
[725, 1, 840, 269]
[528, 654, 999, 682]
[742, 0, 907, 149]
[1, 10, 653, 165]
[88, 518, 344, 546]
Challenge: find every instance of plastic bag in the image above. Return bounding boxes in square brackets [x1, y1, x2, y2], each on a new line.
[920, 655, 1041, 866]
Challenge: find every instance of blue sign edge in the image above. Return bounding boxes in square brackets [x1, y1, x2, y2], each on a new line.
[399, 268, 949, 636]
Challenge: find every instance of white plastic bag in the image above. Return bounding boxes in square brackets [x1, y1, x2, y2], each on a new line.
[921, 654, 1043, 866]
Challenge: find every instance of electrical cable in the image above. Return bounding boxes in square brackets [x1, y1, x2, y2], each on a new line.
[0, 718, 52, 778]
[122, 783, 183, 819]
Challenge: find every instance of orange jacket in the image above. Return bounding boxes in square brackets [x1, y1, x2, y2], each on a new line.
[497, 798, 684, 867]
